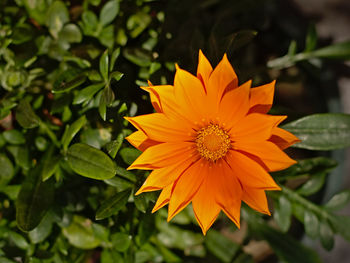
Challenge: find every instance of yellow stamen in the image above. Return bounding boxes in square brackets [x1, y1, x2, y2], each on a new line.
[196, 124, 231, 162]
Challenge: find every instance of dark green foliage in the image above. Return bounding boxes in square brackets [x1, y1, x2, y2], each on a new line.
[1, 0, 350, 262]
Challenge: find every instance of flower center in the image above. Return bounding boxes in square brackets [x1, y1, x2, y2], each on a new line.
[196, 124, 231, 162]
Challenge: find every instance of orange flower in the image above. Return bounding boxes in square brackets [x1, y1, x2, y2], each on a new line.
[125, 50, 300, 234]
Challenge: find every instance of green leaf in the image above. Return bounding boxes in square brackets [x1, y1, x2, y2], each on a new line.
[101, 249, 122, 263]
[16, 100, 40, 129]
[119, 148, 141, 165]
[134, 194, 148, 213]
[62, 215, 102, 249]
[328, 215, 350, 242]
[73, 82, 105, 104]
[273, 195, 292, 232]
[7, 145, 30, 170]
[16, 166, 55, 232]
[59, 23, 82, 43]
[249, 220, 322, 263]
[28, 212, 53, 244]
[325, 190, 350, 211]
[304, 210, 319, 239]
[41, 148, 61, 182]
[123, 48, 152, 67]
[288, 40, 297, 56]
[297, 173, 326, 196]
[110, 48, 120, 71]
[205, 230, 241, 263]
[3, 130, 25, 145]
[67, 143, 116, 180]
[99, 0, 120, 27]
[0, 154, 15, 186]
[319, 219, 334, 250]
[45, 0, 69, 38]
[138, 212, 155, 245]
[99, 25, 114, 48]
[310, 41, 350, 60]
[111, 232, 132, 252]
[61, 115, 87, 151]
[305, 25, 317, 52]
[105, 133, 124, 158]
[8, 231, 29, 250]
[110, 71, 124, 82]
[53, 74, 87, 93]
[100, 50, 109, 82]
[283, 113, 350, 150]
[95, 188, 131, 220]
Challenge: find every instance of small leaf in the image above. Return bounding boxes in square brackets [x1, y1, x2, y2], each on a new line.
[100, 50, 109, 82]
[110, 232, 132, 252]
[304, 210, 319, 239]
[8, 231, 29, 250]
[310, 41, 350, 60]
[110, 71, 124, 82]
[119, 148, 141, 165]
[59, 23, 82, 43]
[73, 82, 104, 104]
[41, 147, 61, 181]
[287, 40, 298, 56]
[110, 48, 120, 71]
[62, 215, 102, 249]
[16, 166, 55, 232]
[319, 219, 334, 250]
[101, 249, 122, 263]
[53, 74, 87, 93]
[325, 190, 350, 211]
[45, 0, 69, 38]
[273, 195, 292, 232]
[61, 115, 87, 151]
[134, 194, 148, 213]
[297, 173, 326, 196]
[0, 154, 15, 186]
[28, 212, 53, 244]
[205, 230, 241, 263]
[283, 113, 350, 150]
[3, 130, 25, 145]
[95, 188, 131, 220]
[105, 133, 124, 158]
[99, 0, 119, 27]
[16, 100, 40, 129]
[66, 143, 116, 180]
[305, 25, 317, 52]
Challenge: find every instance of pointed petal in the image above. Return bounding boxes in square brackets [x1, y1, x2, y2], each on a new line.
[192, 171, 221, 235]
[128, 142, 196, 170]
[197, 50, 213, 90]
[242, 187, 271, 215]
[167, 159, 207, 221]
[125, 113, 192, 143]
[225, 150, 281, 190]
[136, 158, 194, 195]
[215, 161, 242, 228]
[174, 68, 207, 119]
[234, 141, 297, 172]
[125, 130, 159, 152]
[207, 54, 238, 108]
[269, 127, 301, 149]
[249, 80, 275, 113]
[219, 80, 251, 129]
[141, 85, 162, 113]
[152, 184, 173, 213]
[230, 113, 278, 142]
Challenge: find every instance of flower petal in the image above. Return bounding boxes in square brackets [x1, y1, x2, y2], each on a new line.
[192, 171, 221, 235]
[128, 142, 196, 170]
[231, 113, 279, 142]
[125, 113, 192, 142]
[136, 157, 194, 195]
[249, 80, 275, 114]
[125, 130, 159, 152]
[207, 54, 238, 108]
[219, 80, 251, 129]
[226, 150, 280, 190]
[215, 161, 242, 228]
[234, 141, 297, 172]
[141, 82, 162, 113]
[242, 187, 271, 215]
[269, 127, 301, 149]
[197, 50, 213, 90]
[167, 159, 208, 221]
[152, 184, 173, 213]
[174, 68, 207, 119]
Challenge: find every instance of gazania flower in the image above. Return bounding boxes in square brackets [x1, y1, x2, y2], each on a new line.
[125, 50, 299, 234]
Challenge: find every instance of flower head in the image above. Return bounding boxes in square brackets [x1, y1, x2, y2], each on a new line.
[125, 50, 300, 234]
